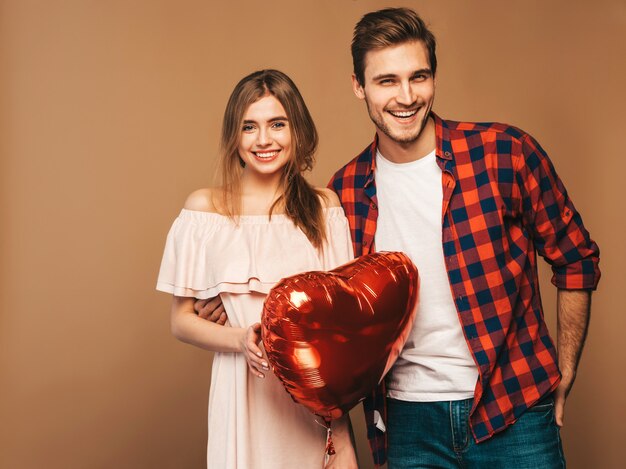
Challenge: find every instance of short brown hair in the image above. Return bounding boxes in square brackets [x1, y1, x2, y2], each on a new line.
[352, 7, 437, 86]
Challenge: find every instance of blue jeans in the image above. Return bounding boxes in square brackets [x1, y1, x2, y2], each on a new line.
[387, 396, 565, 468]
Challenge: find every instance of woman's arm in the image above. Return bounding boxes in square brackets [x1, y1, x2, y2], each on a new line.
[170, 296, 269, 377]
[171, 296, 244, 352]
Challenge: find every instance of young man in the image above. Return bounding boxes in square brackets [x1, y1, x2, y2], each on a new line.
[327, 7, 600, 468]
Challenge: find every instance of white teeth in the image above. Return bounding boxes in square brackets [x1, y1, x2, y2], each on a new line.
[389, 110, 417, 118]
[255, 151, 279, 158]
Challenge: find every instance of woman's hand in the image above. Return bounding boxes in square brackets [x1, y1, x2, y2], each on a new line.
[240, 323, 269, 378]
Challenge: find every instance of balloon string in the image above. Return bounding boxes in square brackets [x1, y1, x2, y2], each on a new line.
[324, 419, 336, 456]
[313, 417, 336, 456]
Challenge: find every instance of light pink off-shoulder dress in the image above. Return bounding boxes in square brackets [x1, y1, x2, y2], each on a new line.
[156, 207, 354, 469]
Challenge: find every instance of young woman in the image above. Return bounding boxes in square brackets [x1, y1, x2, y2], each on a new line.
[156, 70, 357, 468]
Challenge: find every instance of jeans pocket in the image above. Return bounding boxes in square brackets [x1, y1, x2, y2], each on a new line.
[526, 396, 554, 412]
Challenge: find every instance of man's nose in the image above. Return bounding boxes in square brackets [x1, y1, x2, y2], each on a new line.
[396, 82, 415, 106]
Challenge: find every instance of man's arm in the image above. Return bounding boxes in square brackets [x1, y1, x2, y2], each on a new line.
[553, 289, 591, 426]
[514, 132, 599, 425]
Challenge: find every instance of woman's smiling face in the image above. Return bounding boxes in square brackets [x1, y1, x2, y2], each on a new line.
[238, 95, 292, 179]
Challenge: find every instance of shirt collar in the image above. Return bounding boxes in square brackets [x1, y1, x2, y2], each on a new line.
[364, 112, 452, 185]
[433, 112, 454, 161]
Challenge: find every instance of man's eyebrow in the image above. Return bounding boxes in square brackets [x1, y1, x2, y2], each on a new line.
[371, 73, 398, 81]
[372, 68, 432, 81]
[242, 116, 288, 124]
[412, 68, 433, 77]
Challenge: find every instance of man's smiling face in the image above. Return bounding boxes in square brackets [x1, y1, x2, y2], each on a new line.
[353, 40, 435, 147]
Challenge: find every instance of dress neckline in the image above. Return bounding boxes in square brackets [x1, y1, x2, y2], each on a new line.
[179, 206, 344, 225]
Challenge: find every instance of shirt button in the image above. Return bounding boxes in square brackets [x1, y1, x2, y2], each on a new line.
[370, 202, 377, 210]
[444, 151, 451, 157]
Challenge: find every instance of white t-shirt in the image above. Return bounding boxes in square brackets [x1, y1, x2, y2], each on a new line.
[375, 148, 478, 401]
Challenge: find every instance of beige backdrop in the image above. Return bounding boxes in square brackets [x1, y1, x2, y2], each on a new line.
[1, 1, 624, 468]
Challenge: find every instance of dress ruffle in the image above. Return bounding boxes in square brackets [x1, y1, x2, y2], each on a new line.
[156, 207, 353, 298]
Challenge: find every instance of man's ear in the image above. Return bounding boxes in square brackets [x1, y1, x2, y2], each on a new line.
[351, 74, 365, 100]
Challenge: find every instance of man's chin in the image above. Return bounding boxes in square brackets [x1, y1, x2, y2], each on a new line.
[395, 134, 421, 144]
[382, 128, 422, 145]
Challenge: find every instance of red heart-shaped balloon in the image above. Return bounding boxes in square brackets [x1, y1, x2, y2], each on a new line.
[261, 251, 419, 419]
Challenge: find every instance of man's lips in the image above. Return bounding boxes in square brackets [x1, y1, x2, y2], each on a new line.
[387, 109, 418, 119]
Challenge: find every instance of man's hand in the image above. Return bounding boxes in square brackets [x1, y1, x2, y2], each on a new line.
[194, 297, 227, 325]
[553, 381, 569, 427]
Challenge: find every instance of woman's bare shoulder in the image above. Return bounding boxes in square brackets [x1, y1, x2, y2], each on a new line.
[183, 188, 223, 212]
[316, 187, 341, 208]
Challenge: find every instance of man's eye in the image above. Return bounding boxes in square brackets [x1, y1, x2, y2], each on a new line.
[380, 79, 395, 85]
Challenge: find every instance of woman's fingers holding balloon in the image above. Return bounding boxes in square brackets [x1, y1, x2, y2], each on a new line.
[241, 345, 266, 378]
[246, 359, 265, 378]
[243, 323, 268, 378]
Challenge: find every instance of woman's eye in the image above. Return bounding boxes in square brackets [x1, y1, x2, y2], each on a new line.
[272, 121, 286, 129]
[242, 124, 255, 132]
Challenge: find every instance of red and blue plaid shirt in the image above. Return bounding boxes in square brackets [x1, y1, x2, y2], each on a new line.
[328, 113, 600, 466]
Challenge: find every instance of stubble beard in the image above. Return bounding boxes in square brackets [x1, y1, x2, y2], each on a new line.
[365, 99, 431, 145]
